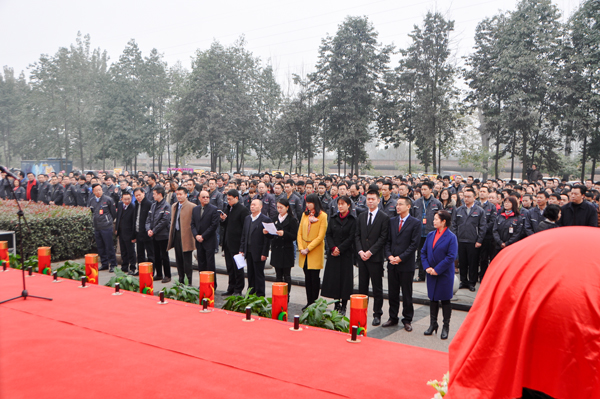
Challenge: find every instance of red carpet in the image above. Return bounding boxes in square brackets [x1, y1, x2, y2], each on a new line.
[0, 270, 448, 399]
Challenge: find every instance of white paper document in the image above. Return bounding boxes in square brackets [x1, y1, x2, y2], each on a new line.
[233, 254, 247, 269]
[262, 222, 278, 235]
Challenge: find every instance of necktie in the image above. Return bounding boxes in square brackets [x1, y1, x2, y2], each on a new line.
[398, 218, 403, 233]
[368, 212, 372, 226]
[176, 205, 181, 230]
[200, 206, 204, 218]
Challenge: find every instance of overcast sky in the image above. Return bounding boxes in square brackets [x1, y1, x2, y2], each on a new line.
[0, 0, 579, 91]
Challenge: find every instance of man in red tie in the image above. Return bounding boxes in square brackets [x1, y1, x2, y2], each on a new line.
[383, 197, 421, 331]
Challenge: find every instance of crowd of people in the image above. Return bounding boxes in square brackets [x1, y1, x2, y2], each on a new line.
[1, 167, 599, 338]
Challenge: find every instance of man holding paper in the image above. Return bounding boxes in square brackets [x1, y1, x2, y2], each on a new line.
[220, 189, 250, 296]
[239, 199, 272, 297]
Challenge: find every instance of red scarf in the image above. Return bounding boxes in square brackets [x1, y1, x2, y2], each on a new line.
[433, 228, 446, 249]
[26, 180, 37, 201]
[339, 210, 349, 219]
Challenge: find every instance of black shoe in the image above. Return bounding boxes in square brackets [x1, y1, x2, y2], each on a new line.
[121, 268, 129, 273]
[441, 325, 449, 340]
[98, 265, 108, 271]
[221, 291, 234, 297]
[301, 305, 309, 312]
[132, 270, 139, 276]
[108, 266, 115, 273]
[127, 269, 135, 275]
[469, 285, 476, 292]
[161, 277, 171, 284]
[153, 276, 163, 281]
[459, 283, 469, 289]
[424, 323, 439, 335]
[381, 319, 399, 328]
[339, 307, 346, 317]
[372, 317, 381, 326]
[403, 323, 413, 332]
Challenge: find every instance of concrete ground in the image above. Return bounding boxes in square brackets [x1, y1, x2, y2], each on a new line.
[53, 249, 475, 353]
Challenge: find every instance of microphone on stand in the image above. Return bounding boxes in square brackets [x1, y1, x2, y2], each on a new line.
[0, 165, 19, 180]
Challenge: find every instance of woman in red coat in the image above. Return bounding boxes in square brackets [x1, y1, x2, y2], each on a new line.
[421, 210, 458, 340]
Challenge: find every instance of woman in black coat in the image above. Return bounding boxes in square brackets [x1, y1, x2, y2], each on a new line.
[321, 196, 356, 315]
[264, 198, 298, 294]
[493, 197, 523, 252]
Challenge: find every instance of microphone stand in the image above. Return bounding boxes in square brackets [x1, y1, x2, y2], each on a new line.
[1, 180, 52, 304]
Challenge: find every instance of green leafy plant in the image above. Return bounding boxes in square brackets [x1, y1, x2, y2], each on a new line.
[104, 269, 140, 293]
[55, 261, 86, 280]
[222, 290, 272, 317]
[0, 201, 94, 261]
[162, 277, 200, 304]
[300, 299, 350, 333]
[8, 253, 38, 271]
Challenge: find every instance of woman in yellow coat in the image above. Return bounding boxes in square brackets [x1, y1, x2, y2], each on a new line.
[297, 193, 328, 310]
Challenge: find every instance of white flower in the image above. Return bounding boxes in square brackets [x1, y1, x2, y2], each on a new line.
[432, 393, 443, 399]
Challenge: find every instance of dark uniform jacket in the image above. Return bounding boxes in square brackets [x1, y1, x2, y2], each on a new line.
[253, 192, 277, 220]
[145, 198, 171, 241]
[413, 195, 443, 237]
[493, 212, 523, 247]
[190, 203, 220, 252]
[89, 195, 117, 231]
[451, 204, 487, 244]
[134, 197, 152, 240]
[37, 181, 50, 204]
[48, 183, 64, 206]
[378, 196, 397, 218]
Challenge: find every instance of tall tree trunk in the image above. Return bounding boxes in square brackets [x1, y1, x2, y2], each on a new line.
[78, 127, 84, 171]
[510, 131, 516, 181]
[322, 140, 326, 174]
[521, 129, 529, 181]
[495, 136, 500, 179]
[166, 123, 171, 169]
[236, 141, 240, 172]
[258, 141, 263, 172]
[581, 134, 587, 183]
[337, 149, 341, 176]
[478, 108, 489, 181]
[241, 139, 246, 172]
[408, 140, 412, 175]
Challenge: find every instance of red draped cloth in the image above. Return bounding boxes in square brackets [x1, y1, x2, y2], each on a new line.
[447, 227, 600, 399]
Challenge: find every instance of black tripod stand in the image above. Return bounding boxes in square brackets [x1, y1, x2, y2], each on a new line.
[0, 181, 52, 304]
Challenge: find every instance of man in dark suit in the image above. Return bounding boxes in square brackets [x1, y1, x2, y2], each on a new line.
[47, 175, 64, 206]
[115, 191, 137, 273]
[191, 190, 220, 287]
[220, 189, 250, 296]
[239, 199, 271, 297]
[132, 188, 154, 276]
[383, 197, 421, 331]
[355, 188, 390, 326]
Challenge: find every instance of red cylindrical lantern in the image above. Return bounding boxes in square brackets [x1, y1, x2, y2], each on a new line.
[38, 247, 51, 275]
[0, 241, 8, 267]
[84, 253, 99, 285]
[199, 271, 215, 307]
[139, 262, 153, 295]
[350, 294, 368, 337]
[272, 282, 288, 321]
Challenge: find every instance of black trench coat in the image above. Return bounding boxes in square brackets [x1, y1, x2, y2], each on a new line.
[321, 212, 357, 300]
[269, 214, 298, 269]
